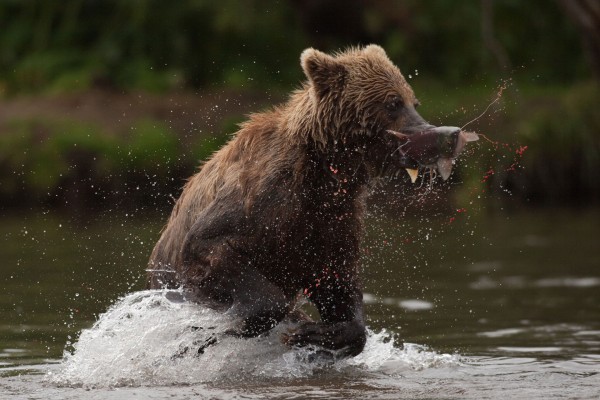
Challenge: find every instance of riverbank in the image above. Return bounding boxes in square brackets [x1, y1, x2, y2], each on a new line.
[0, 83, 598, 212]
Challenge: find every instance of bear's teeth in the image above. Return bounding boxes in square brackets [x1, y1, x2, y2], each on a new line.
[437, 158, 454, 181]
[405, 168, 419, 183]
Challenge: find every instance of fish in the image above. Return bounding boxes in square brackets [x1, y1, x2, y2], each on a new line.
[388, 127, 479, 183]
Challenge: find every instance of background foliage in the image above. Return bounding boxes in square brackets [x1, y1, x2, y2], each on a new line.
[0, 0, 598, 210]
[0, 0, 589, 94]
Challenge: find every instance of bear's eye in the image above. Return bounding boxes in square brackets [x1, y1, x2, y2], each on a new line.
[385, 96, 402, 113]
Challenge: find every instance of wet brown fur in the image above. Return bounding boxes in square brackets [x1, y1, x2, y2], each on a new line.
[147, 45, 430, 357]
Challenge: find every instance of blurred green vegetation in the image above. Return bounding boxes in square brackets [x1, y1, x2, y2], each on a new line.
[0, 0, 589, 95]
[0, 116, 230, 210]
[0, 1, 598, 210]
[506, 84, 600, 204]
[0, 0, 308, 94]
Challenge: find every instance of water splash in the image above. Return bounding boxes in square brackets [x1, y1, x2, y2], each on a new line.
[49, 290, 460, 388]
[461, 79, 511, 131]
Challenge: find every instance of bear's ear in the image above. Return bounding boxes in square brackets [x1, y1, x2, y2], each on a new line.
[301, 48, 346, 98]
[363, 44, 388, 59]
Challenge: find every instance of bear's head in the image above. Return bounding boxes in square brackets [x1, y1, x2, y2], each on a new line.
[300, 45, 460, 176]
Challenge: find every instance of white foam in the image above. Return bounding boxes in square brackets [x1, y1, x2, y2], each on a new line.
[471, 276, 600, 290]
[534, 277, 600, 288]
[497, 346, 563, 353]
[478, 328, 525, 338]
[49, 290, 460, 388]
[398, 299, 435, 311]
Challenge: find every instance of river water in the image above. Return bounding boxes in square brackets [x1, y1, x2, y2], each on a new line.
[1, 207, 599, 399]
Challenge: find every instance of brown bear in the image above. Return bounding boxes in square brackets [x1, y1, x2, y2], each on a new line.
[147, 45, 460, 357]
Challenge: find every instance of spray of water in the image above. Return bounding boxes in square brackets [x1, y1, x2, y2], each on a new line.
[49, 290, 460, 388]
[461, 79, 511, 132]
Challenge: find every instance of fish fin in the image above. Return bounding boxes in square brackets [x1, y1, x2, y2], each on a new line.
[387, 129, 408, 138]
[388, 130, 410, 144]
[461, 131, 479, 142]
[453, 131, 480, 157]
[437, 158, 454, 181]
[405, 168, 419, 183]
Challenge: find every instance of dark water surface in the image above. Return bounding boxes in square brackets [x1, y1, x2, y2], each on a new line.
[1, 207, 599, 399]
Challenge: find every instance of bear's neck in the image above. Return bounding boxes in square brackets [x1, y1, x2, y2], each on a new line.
[283, 89, 372, 211]
[282, 88, 357, 150]
[296, 141, 371, 213]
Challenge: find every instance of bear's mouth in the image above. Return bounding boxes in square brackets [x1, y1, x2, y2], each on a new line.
[387, 126, 478, 182]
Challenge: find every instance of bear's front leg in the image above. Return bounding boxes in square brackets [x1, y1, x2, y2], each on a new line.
[283, 281, 367, 357]
[216, 264, 290, 338]
[182, 216, 289, 338]
[184, 252, 290, 337]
